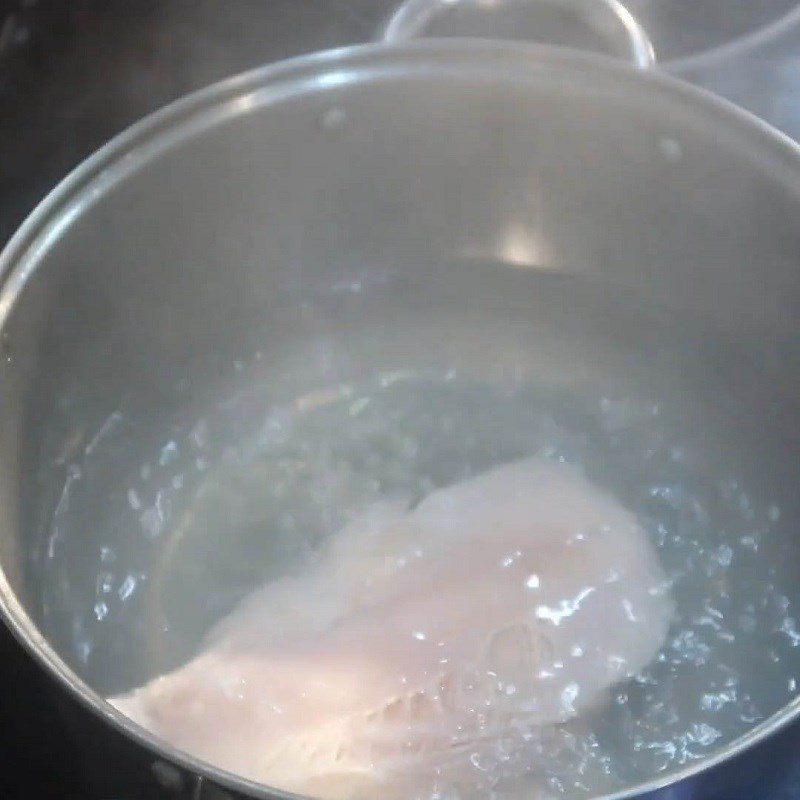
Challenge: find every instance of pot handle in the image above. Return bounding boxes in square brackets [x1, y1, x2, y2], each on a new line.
[379, 0, 656, 68]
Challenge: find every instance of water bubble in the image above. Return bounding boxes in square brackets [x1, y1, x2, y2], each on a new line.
[127, 488, 142, 511]
[140, 506, 164, 538]
[118, 574, 138, 602]
[780, 617, 800, 647]
[96, 572, 114, 594]
[689, 723, 722, 747]
[159, 441, 179, 466]
[99, 546, 116, 564]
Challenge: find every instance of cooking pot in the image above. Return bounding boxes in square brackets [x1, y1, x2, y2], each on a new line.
[2, 40, 800, 800]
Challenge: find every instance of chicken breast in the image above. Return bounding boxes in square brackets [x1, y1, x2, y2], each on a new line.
[111, 457, 674, 798]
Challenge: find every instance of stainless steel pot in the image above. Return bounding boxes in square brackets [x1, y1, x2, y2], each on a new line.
[2, 41, 800, 800]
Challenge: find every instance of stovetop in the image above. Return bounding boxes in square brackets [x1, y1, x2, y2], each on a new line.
[2, 2, 800, 798]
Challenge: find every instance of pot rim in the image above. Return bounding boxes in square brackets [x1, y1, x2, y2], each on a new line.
[1, 39, 800, 800]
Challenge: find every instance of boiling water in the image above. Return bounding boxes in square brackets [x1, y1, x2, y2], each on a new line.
[39, 281, 800, 798]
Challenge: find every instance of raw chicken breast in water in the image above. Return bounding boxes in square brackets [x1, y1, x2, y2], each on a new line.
[111, 457, 674, 799]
